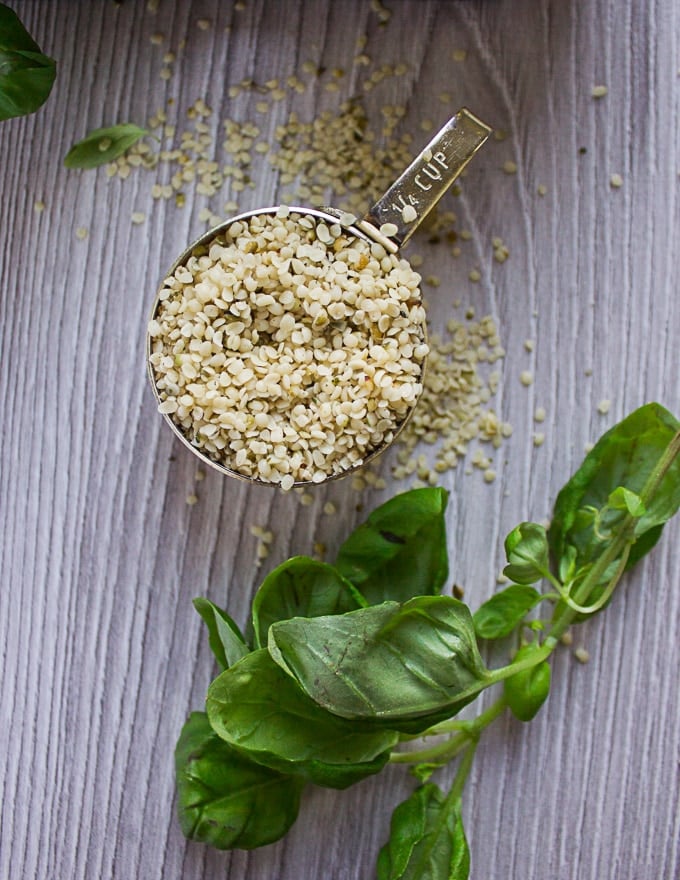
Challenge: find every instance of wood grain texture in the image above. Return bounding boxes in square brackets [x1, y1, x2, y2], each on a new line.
[1, 1, 678, 878]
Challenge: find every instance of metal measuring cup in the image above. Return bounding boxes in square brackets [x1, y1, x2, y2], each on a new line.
[147, 108, 491, 487]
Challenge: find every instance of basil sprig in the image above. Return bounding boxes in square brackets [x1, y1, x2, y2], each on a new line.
[0, 3, 56, 122]
[174, 403, 680, 877]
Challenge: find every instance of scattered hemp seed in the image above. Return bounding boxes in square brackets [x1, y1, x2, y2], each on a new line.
[300, 492, 314, 506]
[503, 160, 518, 175]
[196, 18, 211, 30]
[493, 129, 507, 142]
[520, 370, 534, 387]
[468, 269, 481, 283]
[610, 173, 623, 188]
[160, 67, 172, 81]
[452, 49, 467, 62]
[560, 630, 573, 646]
[483, 468, 496, 483]
[150, 33, 164, 45]
[401, 204, 417, 224]
[496, 573, 508, 585]
[131, 211, 146, 225]
[75, 226, 88, 240]
[34, 200, 45, 213]
[591, 84, 608, 98]
[537, 184, 548, 196]
[574, 647, 590, 664]
[493, 238, 509, 263]
[534, 406, 546, 422]
[195, 469, 205, 481]
[186, 493, 198, 506]
[322, 501, 337, 516]
[524, 339, 535, 352]
[379, 222, 399, 237]
[597, 399, 611, 415]
[584, 442, 595, 453]
[533, 432, 545, 447]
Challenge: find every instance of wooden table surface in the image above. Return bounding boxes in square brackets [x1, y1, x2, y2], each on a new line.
[2, 1, 679, 878]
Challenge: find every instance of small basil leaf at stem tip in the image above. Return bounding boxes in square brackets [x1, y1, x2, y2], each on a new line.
[192, 597, 249, 670]
[503, 521, 551, 585]
[0, 3, 56, 122]
[267, 595, 490, 733]
[250, 555, 364, 649]
[473, 583, 543, 640]
[607, 486, 646, 517]
[503, 643, 551, 722]
[206, 648, 398, 789]
[175, 711, 304, 850]
[376, 783, 470, 880]
[335, 487, 449, 604]
[63, 123, 150, 169]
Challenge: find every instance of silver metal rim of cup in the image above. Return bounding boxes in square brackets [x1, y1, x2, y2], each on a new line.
[146, 205, 428, 487]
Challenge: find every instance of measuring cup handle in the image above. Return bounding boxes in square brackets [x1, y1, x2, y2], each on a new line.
[359, 108, 492, 250]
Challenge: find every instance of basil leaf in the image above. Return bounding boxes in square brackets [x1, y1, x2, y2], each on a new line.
[473, 584, 543, 639]
[503, 522, 551, 584]
[193, 597, 249, 670]
[251, 556, 363, 649]
[63, 123, 149, 169]
[0, 4, 56, 121]
[377, 784, 470, 880]
[206, 649, 398, 789]
[335, 487, 449, 604]
[549, 403, 680, 576]
[174, 711, 303, 850]
[268, 596, 489, 730]
[503, 644, 551, 722]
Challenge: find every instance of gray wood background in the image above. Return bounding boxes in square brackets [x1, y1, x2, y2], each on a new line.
[1, 1, 679, 878]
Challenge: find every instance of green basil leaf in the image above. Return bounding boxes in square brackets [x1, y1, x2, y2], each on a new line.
[268, 596, 489, 731]
[0, 3, 42, 53]
[0, 5, 56, 121]
[503, 644, 551, 722]
[251, 556, 363, 648]
[335, 487, 449, 604]
[63, 123, 149, 169]
[473, 584, 543, 639]
[206, 649, 398, 789]
[503, 522, 551, 584]
[193, 597, 249, 670]
[174, 711, 303, 850]
[377, 784, 470, 880]
[549, 403, 680, 578]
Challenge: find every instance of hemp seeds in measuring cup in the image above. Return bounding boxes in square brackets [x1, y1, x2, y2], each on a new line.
[148, 208, 428, 488]
[147, 110, 491, 487]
